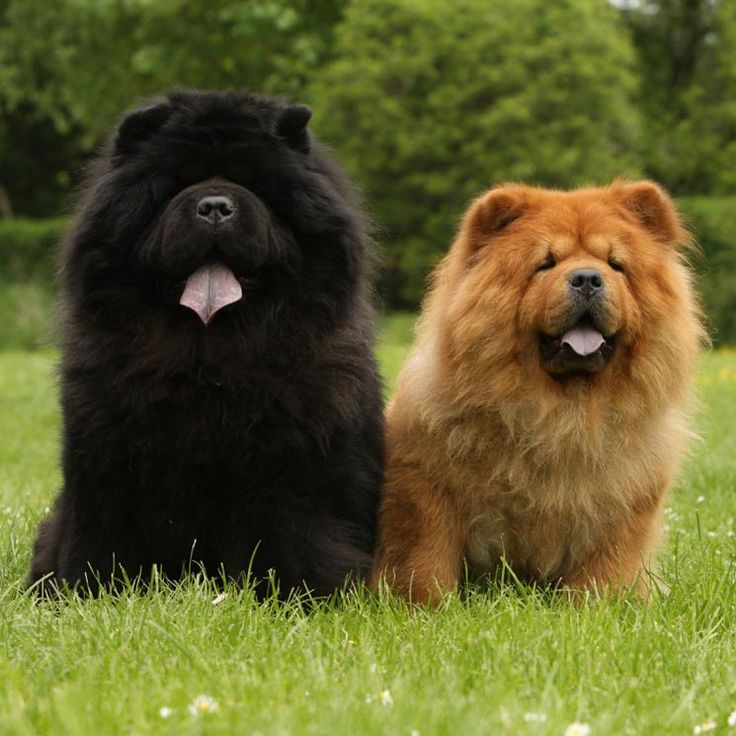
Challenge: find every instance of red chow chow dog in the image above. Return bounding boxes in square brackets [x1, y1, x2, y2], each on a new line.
[373, 181, 704, 603]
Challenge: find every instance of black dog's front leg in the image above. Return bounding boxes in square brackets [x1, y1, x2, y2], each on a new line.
[27, 482, 147, 597]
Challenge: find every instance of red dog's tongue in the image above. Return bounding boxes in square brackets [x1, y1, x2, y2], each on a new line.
[179, 263, 243, 325]
[561, 325, 605, 356]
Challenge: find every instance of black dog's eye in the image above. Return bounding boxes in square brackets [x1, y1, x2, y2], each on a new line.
[537, 256, 556, 272]
[608, 257, 625, 273]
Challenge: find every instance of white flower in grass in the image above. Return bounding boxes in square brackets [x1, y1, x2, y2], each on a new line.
[524, 712, 547, 723]
[188, 694, 219, 716]
[380, 689, 393, 707]
[159, 707, 173, 718]
[565, 723, 591, 736]
[211, 592, 227, 605]
[728, 710, 736, 727]
[697, 495, 705, 504]
[693, 722, 716, 734]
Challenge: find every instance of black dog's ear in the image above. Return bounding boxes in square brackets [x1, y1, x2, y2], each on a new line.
[276, 104, 312, 153]
[114, 102, 173, 155]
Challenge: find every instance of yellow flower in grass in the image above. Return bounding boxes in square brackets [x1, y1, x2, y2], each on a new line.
[188, 694, 219, 716]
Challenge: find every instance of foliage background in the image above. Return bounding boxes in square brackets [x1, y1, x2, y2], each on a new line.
[0, 0, 734, 337]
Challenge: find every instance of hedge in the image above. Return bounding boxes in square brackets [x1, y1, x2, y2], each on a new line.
[678, 198, 736, 345]
[0, 217, 67, 283]
[0, 218, 66, 348]
[0, 198, 733, 347]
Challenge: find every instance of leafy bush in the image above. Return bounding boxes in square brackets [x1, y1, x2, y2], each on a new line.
[679, 198, 736, 345]
[0, 218, 66, 349]
[0, 217, 66, 282]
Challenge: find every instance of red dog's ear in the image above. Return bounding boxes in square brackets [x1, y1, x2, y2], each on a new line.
[616, 181, 684, 245]
[461, 185, 528, 255]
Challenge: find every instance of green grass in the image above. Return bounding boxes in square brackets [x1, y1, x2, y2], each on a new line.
[1, 323, 736, 735]
[0, 281, 56, 351]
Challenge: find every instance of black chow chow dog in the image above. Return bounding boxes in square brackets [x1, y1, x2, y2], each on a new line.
[28, 90, 384, 597]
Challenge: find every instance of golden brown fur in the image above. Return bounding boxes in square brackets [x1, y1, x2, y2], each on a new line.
[373, 181, 704, 603]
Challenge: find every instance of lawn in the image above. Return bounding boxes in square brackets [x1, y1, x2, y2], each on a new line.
[1, 315, 735, 736]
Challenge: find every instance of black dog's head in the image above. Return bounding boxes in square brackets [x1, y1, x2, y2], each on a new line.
[63, 90, 372, 333]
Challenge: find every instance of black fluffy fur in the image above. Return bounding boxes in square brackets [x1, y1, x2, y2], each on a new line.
[27, 90, 384, 598]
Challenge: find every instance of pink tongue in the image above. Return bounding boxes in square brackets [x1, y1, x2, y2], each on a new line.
[561, 325, 605, 357]
[179, 263, 243, 325]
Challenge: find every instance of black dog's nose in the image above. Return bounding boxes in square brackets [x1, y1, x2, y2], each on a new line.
[569, 269, 604, 297]
[196, 196, 235, 224]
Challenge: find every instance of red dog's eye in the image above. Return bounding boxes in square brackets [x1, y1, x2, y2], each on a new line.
[608, 257, 625, 273]
[537, 256, 556, 272]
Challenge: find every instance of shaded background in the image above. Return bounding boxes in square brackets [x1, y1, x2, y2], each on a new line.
[0, 0, 734, 345]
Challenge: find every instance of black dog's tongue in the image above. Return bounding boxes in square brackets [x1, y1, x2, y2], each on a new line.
[561, 325, 605, 356]
[179, 263, 243, 325]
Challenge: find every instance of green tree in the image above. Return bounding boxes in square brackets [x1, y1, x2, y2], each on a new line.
[623, 0, 736, 194]
[0, 0, 346, 215]
[310, 0, 642, 305]
[697, 0, 736, 193]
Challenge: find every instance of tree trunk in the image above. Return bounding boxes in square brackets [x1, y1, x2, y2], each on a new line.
[0, 185, 13, 218]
